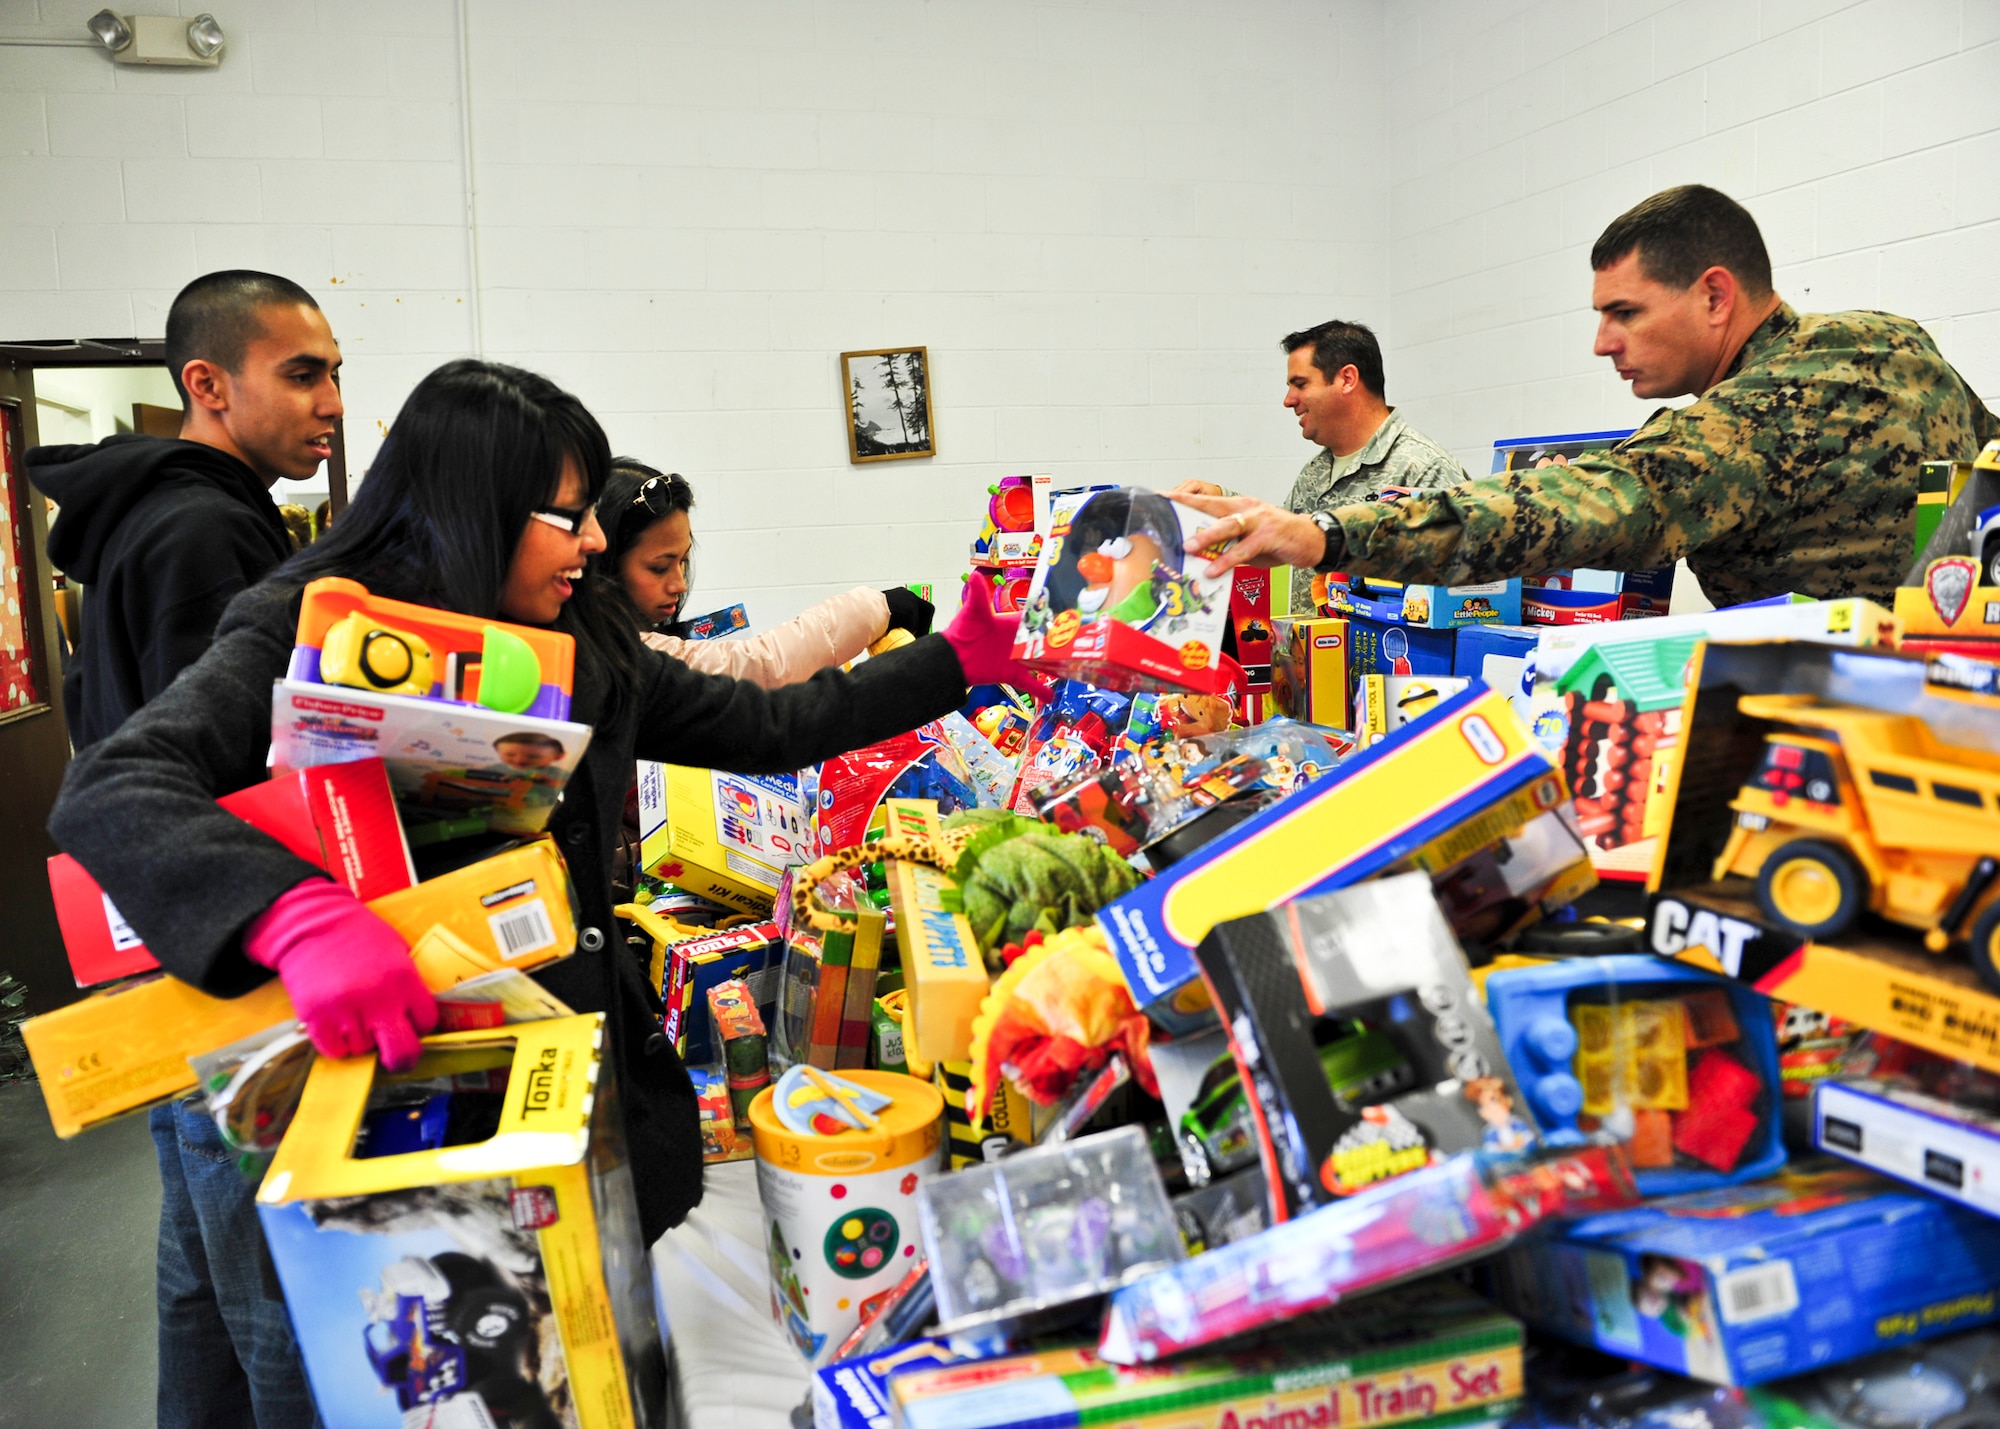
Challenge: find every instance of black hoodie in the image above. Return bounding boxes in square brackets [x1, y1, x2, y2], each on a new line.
[29, 434, 293, 750]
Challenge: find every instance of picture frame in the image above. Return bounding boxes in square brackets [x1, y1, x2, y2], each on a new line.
[840, 346, 935, 463]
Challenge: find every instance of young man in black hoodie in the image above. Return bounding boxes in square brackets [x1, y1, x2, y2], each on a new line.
[31, 269, 342, 748]
[29, 270, 341, 1429]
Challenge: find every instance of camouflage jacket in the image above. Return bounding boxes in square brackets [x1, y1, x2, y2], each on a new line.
[1331, 305, 2000, 607]
[1283, 409, 1466, 612]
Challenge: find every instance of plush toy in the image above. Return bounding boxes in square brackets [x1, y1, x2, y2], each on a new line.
[945, 810, 1141, 960]
[963, 925, 1157, 1128]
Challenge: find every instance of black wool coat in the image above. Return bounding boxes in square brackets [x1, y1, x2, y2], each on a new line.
[49, 577, 969, 1242]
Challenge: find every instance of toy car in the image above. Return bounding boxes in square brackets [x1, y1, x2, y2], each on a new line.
[361, 1253, 555, 1429]
[1976, 501, 2000, 587]
[1177, 1021, 1413, 1186]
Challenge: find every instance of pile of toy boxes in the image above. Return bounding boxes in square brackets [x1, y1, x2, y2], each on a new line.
[654, 463, 2000, 1429]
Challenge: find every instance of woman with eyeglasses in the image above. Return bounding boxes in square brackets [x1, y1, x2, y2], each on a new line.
[47, 359, 1035, 1265]
[597, 459, 934, 685]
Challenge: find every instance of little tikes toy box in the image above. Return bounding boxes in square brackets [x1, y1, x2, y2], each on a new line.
[1096, 683, 1566, 1035]
[257, 1013, 665, 1428]
[1271, 616, 1349, 729]
[1012, 488, 1235, 695]
[1488, 1161, 2000, 1386]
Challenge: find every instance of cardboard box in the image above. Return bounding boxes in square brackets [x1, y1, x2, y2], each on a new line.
[1330, 576, 1524, 630]
[1522, 586, 1668, 624]
[1816, 1077, 2000, 1214]
[257, 1014, 665, 1428]
[23, 840, 578, 1137]
[1271, 616, 1349, 728]
[1489, 1160, 2000, 1385]
[636, 915, 781, 1065]
[1097, 684, 1564, 1035]
[638, 762, 812, 915]
[1895, 440, 2000, 640]
[815, 1339, 971, 1429]
[885, 858, 988, 1067]
[1918, 459, 1976, 559]
[1013, 488, 1235, 695]
[49, 758, 415, 987]
[1345, 612, 1457, 682]
[1355, 674, 1472, 744]
[890, 1281, 1522, 1429]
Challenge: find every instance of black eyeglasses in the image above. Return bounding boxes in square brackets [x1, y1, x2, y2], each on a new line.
[631, 475, 683, 517]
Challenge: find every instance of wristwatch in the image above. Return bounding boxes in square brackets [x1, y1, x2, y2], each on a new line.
[1306, 510, 1345, 571]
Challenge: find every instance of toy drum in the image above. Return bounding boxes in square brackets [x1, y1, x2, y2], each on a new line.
[749, 1070, 943, 1363]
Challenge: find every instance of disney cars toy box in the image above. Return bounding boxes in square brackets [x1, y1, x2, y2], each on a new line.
[257, 1013, 665, 1429]
[1012, 487, 1235, 696]
[1486, 1161, 2000, 1386]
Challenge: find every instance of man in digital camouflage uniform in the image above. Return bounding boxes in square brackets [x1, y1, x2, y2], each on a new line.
[1180, 185, 1998, 608]
[1172, 319, 1466, 613]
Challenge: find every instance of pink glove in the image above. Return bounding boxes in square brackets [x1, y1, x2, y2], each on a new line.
[245, 878, 438, 1072]
[940, 580, 1055, 701]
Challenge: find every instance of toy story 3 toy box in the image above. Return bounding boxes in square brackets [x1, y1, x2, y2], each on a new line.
[1012, 488, 1235, 696]
[256, 1013, 665, 1428]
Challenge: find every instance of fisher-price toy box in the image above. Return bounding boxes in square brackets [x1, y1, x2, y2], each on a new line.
[1012, 488, 1235, 695]
[637, 762, 812, 916]
[257, 1013, 666, 1429]
[1488, 1161, 2000, 1386]
[1096, 683, 1566, 1035]
[24, 840, 578, 1137]
[1328, 576, 1523, 631]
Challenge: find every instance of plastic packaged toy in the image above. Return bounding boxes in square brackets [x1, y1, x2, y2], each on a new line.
[1013, 488, 1236, 695]
[709, 978, 772, 1127]
[1485, 955, 1785, 1194]
[1097, 1143, 1637, 1365]
[918, 1125, 1184, 1337]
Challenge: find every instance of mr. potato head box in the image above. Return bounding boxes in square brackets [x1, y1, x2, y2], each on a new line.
[1012, 488, 1235, 696]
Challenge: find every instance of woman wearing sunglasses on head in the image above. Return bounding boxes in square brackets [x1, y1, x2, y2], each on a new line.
[597, 460, 934, 687]
[47, 359, 1037, 1254]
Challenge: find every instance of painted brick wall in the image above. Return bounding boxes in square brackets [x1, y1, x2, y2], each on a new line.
[1383, 0, 2000, 478]
[1, 0, 1383, 626]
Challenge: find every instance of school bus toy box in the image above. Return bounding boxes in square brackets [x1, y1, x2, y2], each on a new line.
[1487, 1160, 2000, 1386]
[257, 1013, 666, 1429]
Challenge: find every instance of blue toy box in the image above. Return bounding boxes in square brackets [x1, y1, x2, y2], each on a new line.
[814, 1338, 966, 1429]
[1484, 955, 1785, 1195]
[1488, 1161, 2000, 1386]
[1331, 576, 1524, 630]
[1097, 683, 1565, 1035]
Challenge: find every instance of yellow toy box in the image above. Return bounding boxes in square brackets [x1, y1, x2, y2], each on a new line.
[257, 1013, 665, 1428]
[1895, 438, 2000, 647]
[1269, 616, 1349, 729]
[24, 839, 578, 1137]
[635, 761, 812, 915]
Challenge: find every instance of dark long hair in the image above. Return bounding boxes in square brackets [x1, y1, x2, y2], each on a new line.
[594, 459, 697, 634]
[282, 358, 640, 715]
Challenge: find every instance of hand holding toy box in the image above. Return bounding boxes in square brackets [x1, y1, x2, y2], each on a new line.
[1012, 488, 1235, 695]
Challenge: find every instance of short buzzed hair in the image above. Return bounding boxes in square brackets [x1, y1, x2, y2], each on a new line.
[1281, 319, 1387, 400]
[1591, 185, 1774, 298]
[163, 270, 320, 406]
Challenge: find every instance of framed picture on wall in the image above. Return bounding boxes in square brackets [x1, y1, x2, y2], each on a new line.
[0, 399, 44, 716]
[840, 347, 935, 463]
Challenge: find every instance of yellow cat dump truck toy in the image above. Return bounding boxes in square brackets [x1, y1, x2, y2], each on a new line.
[1712, 693, 2000, 989]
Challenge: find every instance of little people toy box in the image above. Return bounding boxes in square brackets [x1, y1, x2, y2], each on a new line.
[750, 1068, 945, 1364]
[1012, 487, 1235, 695]
[256, 1013, 666, 1429]
[1488, 1161, 2000, 1386]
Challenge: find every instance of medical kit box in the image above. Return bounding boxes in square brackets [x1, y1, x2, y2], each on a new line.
[1096, 683, 1565, 1035]
[890, 1281, 1523, 1429]
[257, 1013, 666, 1429]
[1815, 1076, 2000, 1216]
[1097, 1143, 1637, 1365]
[1195, 874, 1538, 1220]
[637, 762, 812, 915]
[1270, 616, 1350, 728]
[24, 840, 578, 1137]
[1329, 576, 1524, 631]
[1012, 487, 1235, 695]
[1489, 1161, 2000, 1386]
[48, 757, 414, 987]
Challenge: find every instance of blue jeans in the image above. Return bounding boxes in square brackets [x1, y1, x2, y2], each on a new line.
[151, 1099, 322, 1429]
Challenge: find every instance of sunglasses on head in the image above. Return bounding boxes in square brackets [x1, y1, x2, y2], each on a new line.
[630, 474, 684, 517]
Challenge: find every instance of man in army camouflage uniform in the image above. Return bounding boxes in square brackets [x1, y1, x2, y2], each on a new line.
[1181, 185, 1998, 608]
[1173, 319, 1466, 613]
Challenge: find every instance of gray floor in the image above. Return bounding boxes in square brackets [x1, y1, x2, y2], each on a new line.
[0, 1081, 158, 1428]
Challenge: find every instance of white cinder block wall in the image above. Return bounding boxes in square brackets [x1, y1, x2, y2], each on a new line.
[4, 0, 1998, 622]
[1384, 0, 2000, 475]
[0, 0, 1386, 627]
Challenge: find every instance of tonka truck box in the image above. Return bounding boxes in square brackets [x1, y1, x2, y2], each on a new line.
[24, 840, 578, 1137]
[258, 1013, 666, 1429]
[638, 762, 813, 915]
[1488, 1161, 2000, 1386]
[1012, 487, 1235, 695]
[1097, 684, 1565, 1035]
